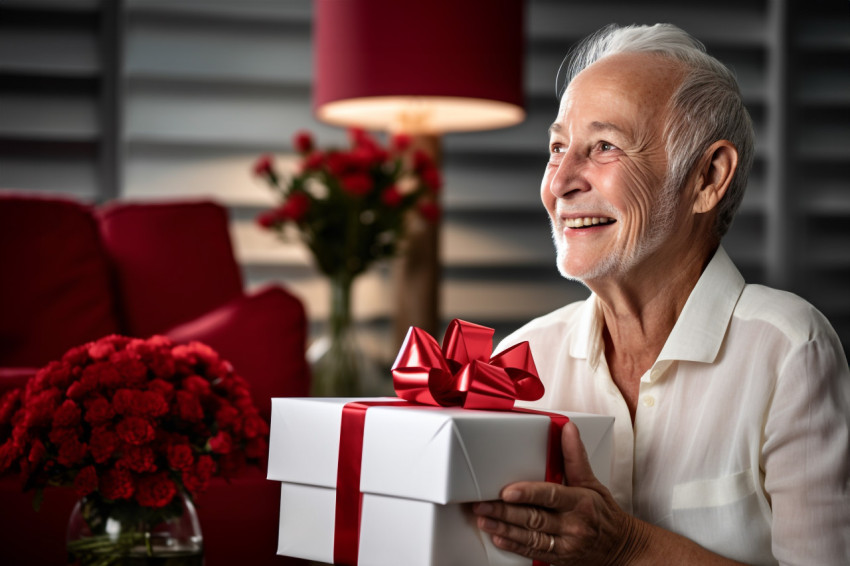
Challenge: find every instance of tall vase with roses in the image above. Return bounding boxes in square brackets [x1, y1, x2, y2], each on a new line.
[253, 128, 441, 396]
[0, 334, 269, 565]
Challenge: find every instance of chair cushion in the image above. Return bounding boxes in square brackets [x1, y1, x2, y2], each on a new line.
[98, 200, 244, 337]
[0, 194, 120, 366]
[165, 285, 311, 422]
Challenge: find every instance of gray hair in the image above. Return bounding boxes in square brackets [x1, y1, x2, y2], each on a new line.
[557, 23, 755, 239]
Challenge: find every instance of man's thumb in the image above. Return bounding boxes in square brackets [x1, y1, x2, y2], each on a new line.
[562, 420, 598, 488]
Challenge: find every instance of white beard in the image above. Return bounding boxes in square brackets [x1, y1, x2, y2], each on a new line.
[551, 177, 681, 283]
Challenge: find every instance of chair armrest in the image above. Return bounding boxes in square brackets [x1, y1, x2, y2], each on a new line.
[164, 285, 311, 422]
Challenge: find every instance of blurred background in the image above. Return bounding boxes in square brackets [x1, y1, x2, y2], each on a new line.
[1, 0, 848, 364]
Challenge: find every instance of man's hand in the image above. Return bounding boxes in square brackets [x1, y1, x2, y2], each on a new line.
[472, 420, 648, 565]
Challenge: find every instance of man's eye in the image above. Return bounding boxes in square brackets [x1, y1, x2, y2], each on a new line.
[599, 142, 615, 151]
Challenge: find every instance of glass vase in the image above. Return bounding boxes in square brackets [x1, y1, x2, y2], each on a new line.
[308, 273, 371, 397]
[66, 492, 203, 566]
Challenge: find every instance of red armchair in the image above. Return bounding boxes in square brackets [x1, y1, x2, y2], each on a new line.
[0, 193, 309, 565]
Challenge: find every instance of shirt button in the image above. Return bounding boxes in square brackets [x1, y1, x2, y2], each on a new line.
[642, 395, 656, 408]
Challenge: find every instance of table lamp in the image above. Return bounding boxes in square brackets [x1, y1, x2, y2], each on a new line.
[313, 0, 526, 343]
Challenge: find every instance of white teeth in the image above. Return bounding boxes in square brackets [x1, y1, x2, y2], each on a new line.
[565, 217, 615, 228]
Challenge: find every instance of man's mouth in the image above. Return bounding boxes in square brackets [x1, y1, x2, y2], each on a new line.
[564, 217, 616, 229]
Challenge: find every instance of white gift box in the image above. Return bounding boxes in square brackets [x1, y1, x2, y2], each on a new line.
[268, 397, 614, 566]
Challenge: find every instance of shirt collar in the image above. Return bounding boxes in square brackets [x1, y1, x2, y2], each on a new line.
[568, 246, 745, 372]
[656, 246, 745, 366]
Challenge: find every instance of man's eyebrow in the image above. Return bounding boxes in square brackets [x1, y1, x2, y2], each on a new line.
[589, 121, 625, 134]
[548, 121, 626, 136]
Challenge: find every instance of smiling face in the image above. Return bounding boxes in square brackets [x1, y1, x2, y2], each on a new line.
[543, 52, 688, 285]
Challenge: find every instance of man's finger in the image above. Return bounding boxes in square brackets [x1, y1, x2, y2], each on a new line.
[562, 419, 599, 489]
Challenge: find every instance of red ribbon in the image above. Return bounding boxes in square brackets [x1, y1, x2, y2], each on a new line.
[391, 319, 545, 410]
[333, 320, 564, 566]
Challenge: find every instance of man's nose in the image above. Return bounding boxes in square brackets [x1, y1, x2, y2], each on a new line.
[548, 150, 591, 199]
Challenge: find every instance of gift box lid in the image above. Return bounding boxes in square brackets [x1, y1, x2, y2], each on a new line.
[267, 397, 614, 505]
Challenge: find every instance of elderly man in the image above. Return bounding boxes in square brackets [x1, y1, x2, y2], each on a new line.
[473, 23, 850, 565]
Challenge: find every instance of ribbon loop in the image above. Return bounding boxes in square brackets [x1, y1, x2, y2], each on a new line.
[392, 319, 544, 410]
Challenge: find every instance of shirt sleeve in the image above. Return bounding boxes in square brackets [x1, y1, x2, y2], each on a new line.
[762, 326, 850, 565]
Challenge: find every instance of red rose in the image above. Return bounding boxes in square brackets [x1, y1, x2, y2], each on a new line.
[44, 361, 73, 390]
[391, 133, 413, 152]
[176, 391, 204, 422]
[381, 186, 403, 207]
[53, 399, 81, 428]
[253, 154, 274, 177]
[89, 426, 119, 463]
[49, 424, 79, 445]
[302, 151, 325, 171]
[282, 192, 311, 222]
[136, 472, 178, 508]
[101, 467, 135, 500]
[325, 152, 351, 176]
[341, 172, 374, 197]
[242, 414, 269, 439]
[84, 397, 115, 425]
[24, 388, 62, 428]
[28, 439, 46, 465]
[182, 375, 211, 396]
[73, 465, 98, 497]
[82, 362, 122, 391]
[214, 404, 240, 429]
[256, 210, 277, 229]
[0, 388, 22, 425]
[116, 416, 156, 446]
[119, 444, 157, 473]
[139, 390, 169, 418]
[148, 379, 175, 403]
[88, 340, 116, 360]
[57, 436, 87, 467]
[167, 442, 194, 472]
[348, 127, 371, 147]
[293, 130, 314, 154]
[209, 431, 232, 454]
[61, 344, 90, 366]
[112, 388, 137, 415]
[0, 439, 21, 473]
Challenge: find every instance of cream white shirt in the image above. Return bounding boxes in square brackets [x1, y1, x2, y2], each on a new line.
[499, 247, 850, 565]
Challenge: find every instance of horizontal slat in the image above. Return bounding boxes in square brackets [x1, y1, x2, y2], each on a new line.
[125, 16, 311, 83]
[527, 1, 768, 48]
[0, 154, 98, 197]
[0, 21, 98, 74]
[0, 92, 98, 138]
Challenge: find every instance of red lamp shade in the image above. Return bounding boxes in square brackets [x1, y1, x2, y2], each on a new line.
[314, 0, 526, 134]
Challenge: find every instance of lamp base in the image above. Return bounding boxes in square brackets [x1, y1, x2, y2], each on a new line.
[393, 134, 442, 347]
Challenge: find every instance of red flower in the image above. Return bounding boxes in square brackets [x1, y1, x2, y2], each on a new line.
[57, 436, 87, 467]
[101, 467, 135, 500]
[119, 445, 157, 473]
[53, 399, 81, 428]
[381, 186, 403, 207]
[245, 437, 268, 459]
[73, 465, 98, 497]
[209, 431, 232, 454]
[391, 133, 413, 152]
[280, 192, 310, 222]
[325, 151, 351, 176]
[341, 172, 374, 197]
[176, 391, 204, 423]
[302, 151, 325, 171]
[136, 472, 178, 508]
[293, 130, 314, 154]
[89, 427, 119, 463]
[167, 442, 194, 472]
[256, 210, 277, 229]
[84, 397, 115, 425]
[253, 154, 274, 177]
[116, 416, 156, 446]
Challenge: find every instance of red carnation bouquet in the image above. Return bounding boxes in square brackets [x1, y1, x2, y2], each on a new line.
[0, 334, 268, 512]
[253, 128, 441, 281]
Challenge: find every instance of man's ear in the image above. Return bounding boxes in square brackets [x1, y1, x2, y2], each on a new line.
[692, 140, 738, 214]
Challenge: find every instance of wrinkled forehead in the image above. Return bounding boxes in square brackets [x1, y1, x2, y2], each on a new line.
[559, 52, 684, 122]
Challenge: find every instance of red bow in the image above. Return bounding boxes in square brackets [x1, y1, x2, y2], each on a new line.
[391, 319, 545, 410]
